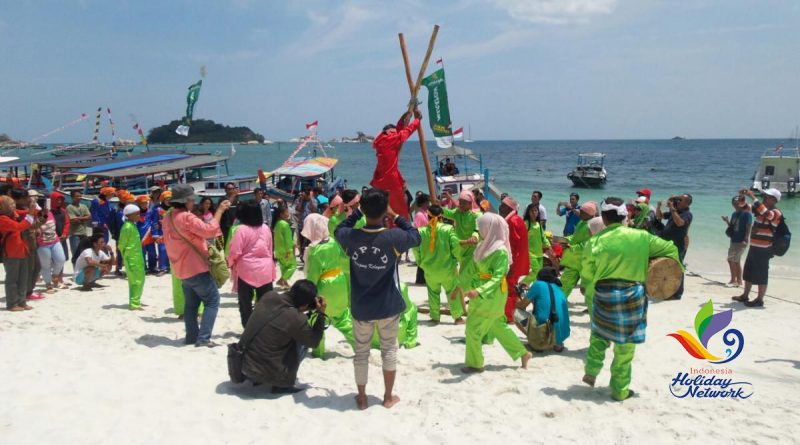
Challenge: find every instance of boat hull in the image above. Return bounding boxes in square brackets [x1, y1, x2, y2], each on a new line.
[567, 173, 606, 188]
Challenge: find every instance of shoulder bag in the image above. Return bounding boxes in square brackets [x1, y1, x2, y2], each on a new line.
[525, 283, 559, 352]
[228, 307, 284, 383]
[168, 212, 230, 288]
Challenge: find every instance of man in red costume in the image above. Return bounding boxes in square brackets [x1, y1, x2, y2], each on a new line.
[499, 196, 529, 323]
[371, 108, 422, 220]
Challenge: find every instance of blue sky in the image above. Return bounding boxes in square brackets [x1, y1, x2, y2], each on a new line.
[2, 0, 800, 142]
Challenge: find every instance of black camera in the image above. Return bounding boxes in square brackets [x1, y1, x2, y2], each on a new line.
[670, 197, 681, 206]
[514, 282, 529, 298]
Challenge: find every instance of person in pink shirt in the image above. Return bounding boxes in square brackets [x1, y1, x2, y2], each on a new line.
[162, 184, 230, 347]
[228, 201, 276, 327]
[413, 193, 431, 285]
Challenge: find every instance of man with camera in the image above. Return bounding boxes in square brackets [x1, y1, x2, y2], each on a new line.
[239, 280, 327, 393]
[655, 193, 693, 300]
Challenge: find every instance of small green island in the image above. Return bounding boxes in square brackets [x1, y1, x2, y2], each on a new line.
[147, 119, 265, 144]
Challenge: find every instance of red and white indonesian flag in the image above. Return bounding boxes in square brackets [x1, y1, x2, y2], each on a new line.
[453, 127, 464, 140]
[306, 120, 318, 131]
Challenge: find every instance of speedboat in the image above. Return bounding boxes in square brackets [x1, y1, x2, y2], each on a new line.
[567, 153, 607, 187]
[751, 146, 799, 197]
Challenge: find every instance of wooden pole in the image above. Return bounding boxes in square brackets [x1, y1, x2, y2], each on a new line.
[399, 25, 439, 201]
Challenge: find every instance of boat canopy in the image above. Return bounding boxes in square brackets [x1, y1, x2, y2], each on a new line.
[72, 155, 228, 179]
[271, 157, 338, 178]
[72, 153, 190, 174]
[434, 145, 479, 162]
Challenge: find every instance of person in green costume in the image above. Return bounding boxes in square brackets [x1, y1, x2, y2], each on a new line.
[119, 205, 146, 310]
[557, 201, 597, 297]
[580, 197, 681, 401]
[396, 283, 419, 349]
[440, 190, 482, 301]
[324, 189, 364, 234]
[521, 203, 555, 285]
[412, 205, 464, 324]
[302, 213, 356, 359]
[272, 203, 296, 288]
[461, 213, 532, 373]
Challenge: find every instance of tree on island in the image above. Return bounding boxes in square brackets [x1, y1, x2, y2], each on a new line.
[0, 133, 13, 143]
[147, 119, 265, 144]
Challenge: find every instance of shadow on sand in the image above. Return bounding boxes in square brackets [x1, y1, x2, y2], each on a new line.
[541, 384, 614, 405]
[215, 381, 383, 411]
[101, 304, 132, 310]
[135, 334, 186, 348]
[755, 358, 800, 370]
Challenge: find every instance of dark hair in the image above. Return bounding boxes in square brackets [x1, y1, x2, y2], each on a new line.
[289, 280, 318, 308]
[570, 193, 580, 200]
[428, 204, 442, 217]
[342, 189, 358, 203]
[532, 191, 543, 199]
[90, 232, 105, 246]
[601, 197, 626, 224]
[415, 193, 430, 208]
[523, 203, 540, 226]
[70, 190, 82, 198]
[684, 193, 693, 205]
[225, 182, 236, 189]
[199, 196, 215, 213]
[0, 183, 11, 195]
[237, 200, 264, 227]
[10, 188, 28, 200]
[271, 203, 288, 230]
[170, 202, 187, 210]
[382, 124, 396, 132]
[361, 188, 388, 219]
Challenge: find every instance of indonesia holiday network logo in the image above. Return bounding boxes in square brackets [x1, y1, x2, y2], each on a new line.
[666, 300, 753, 399]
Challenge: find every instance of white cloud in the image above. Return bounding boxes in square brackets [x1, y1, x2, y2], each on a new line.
[285, 2, 381, 57]
[489, 0, 617, 25]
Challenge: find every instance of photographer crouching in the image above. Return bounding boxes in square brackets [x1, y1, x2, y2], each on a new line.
[235, 280, 328, 394]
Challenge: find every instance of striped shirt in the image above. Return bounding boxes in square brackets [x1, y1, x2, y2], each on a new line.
[750, 200, 782, 249]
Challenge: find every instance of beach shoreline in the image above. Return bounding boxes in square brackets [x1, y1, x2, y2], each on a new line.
[1, 257, 798, 444]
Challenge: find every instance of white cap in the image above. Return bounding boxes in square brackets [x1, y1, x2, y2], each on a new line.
[28, 189, 40, 197]
[763, 188, 781, 202]
[123, 204, 141, 216]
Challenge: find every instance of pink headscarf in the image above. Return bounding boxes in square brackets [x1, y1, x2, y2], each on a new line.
[581, 201, 598, 217]
[473, 213, 512, 265]
[501, 196, 518, 221]
[459, 190, 479, 211]
[323, 195, 343, 218]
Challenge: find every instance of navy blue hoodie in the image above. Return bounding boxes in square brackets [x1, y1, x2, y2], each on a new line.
[334, 209, 421, 321]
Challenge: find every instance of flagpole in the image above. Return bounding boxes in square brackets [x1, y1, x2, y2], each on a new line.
[399, 25, 439, 201]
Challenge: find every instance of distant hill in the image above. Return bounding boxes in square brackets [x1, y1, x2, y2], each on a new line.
[148, 119, 265, 144]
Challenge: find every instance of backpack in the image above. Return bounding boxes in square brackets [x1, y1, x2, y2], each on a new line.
[772, 216, 791, 257]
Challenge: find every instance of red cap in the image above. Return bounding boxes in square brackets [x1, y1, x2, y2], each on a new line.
[636, 188, 652, 199]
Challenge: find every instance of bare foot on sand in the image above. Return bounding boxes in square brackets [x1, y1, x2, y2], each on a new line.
[521, 352, 532, 369]
[383, 394, 400, 409]
[454, 317, 465, 325]
[582, 374, 596, 387]
[355, 394, 368, 410]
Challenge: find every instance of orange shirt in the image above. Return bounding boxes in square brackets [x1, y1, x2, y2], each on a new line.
[749, 200, 782, 249]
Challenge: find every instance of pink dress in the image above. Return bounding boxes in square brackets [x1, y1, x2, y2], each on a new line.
[227, 224, 275, 291]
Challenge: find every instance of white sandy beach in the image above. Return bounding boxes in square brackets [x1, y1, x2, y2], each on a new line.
[2, 252, 799, 445]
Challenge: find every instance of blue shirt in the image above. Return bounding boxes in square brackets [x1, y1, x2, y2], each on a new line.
[729, 210, 753, 243]
[525, 280, 571, 344]
[558, 204, 581, 236]
[335, 210, 421, 321]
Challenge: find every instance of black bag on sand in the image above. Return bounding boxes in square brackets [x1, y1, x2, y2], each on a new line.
[227, 343, 246, 383]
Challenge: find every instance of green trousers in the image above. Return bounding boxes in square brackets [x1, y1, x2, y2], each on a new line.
[312, 308, 355, 359]
[123, 255, 145, 309]
[172, 273, 202, 316]
[465, 314, 527, 369]
[426, 273, 464, 321]
[277, 256, 296, 281]
[522, 256, 544, 285]
[457, 258, 477, 292]
[584, 333, 636, 401]
[560, 267, 580, 299]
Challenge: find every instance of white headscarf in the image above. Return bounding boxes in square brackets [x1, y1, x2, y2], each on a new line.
[301, 213, 329, 246]
[588, 216, 606, 235]
[473, 213, 512, 265]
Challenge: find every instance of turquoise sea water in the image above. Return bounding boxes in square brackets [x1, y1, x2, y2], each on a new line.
[10, 138, 799, 280]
